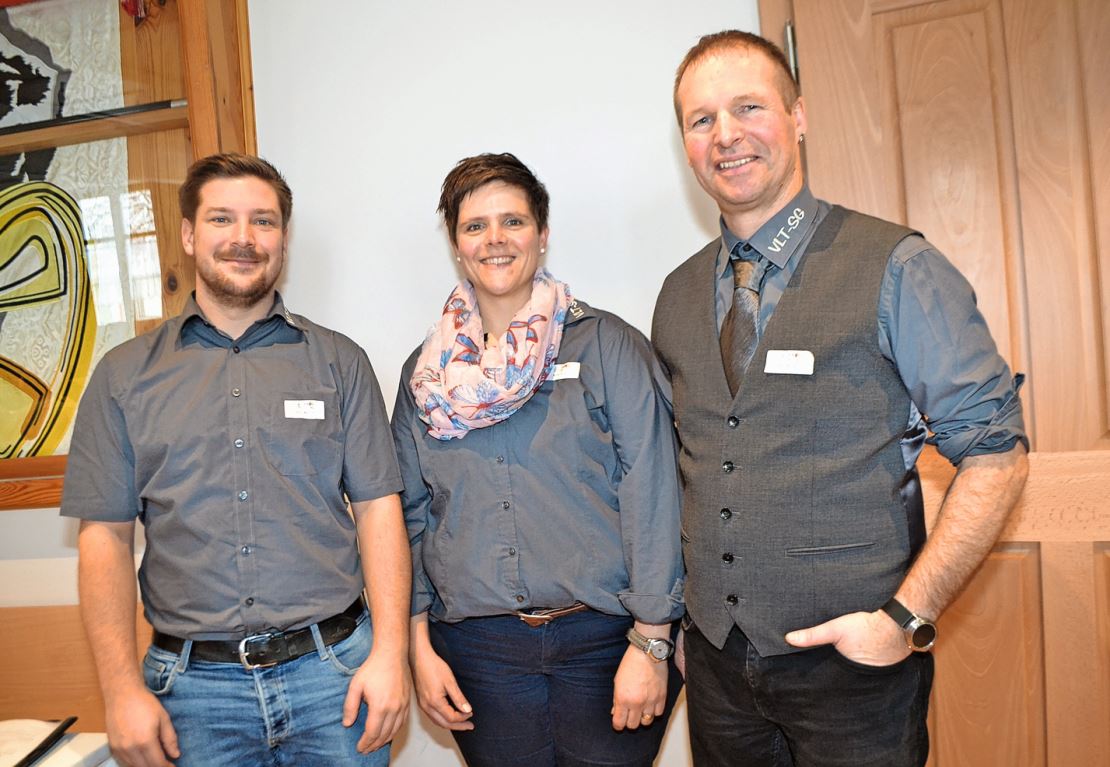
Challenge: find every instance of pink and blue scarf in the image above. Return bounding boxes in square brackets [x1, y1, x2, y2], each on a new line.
[411, 268, 573, 440]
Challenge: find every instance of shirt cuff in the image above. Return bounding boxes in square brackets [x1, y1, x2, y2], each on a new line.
[617, 578, 686, 625]
[930, 374, 1030, 465]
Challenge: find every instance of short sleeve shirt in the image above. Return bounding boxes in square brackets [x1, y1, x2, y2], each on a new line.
[61, 294, 402, 639]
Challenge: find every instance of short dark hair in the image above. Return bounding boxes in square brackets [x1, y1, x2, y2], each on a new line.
[438, 153, 550, 245]
[673, 30, 799, 126]
[179, 153, 293, 227]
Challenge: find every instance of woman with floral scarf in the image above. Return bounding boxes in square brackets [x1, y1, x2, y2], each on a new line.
[391, 153, 684, 767]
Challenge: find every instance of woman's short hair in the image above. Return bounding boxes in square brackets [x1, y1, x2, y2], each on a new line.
[438, 153, 549, 245]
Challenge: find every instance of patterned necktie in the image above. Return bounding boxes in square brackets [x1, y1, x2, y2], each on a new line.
[719, 257, 762, 397]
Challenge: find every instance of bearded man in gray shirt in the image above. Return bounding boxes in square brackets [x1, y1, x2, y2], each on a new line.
[61, 154, 410, 767]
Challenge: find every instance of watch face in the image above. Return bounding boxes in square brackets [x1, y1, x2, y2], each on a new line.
[648, 639, 673, 660]
[911, 622, 937, 650]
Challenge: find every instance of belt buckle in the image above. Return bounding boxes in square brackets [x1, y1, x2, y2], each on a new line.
[238, 632, 279, 670]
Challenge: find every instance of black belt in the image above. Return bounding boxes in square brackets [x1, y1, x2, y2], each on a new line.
[152, 598, 364, 670]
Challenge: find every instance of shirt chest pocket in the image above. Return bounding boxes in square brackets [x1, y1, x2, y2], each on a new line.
[260, 390, 343, 476]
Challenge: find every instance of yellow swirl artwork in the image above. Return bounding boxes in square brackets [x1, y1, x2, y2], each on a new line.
[0, 182, 97, 458]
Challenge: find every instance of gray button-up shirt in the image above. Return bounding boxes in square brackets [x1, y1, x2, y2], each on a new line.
[61, 294, 402, 639]
[712, 187, 1027, 464]
[392, 300, 685, 626]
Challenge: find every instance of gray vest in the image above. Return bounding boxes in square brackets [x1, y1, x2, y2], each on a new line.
[652, 207, 926, 656]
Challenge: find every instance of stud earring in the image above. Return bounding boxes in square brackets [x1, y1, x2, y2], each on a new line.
[540, 247, 546, 254]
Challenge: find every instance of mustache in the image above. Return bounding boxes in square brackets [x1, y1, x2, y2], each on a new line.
[217, 244, 265, 262]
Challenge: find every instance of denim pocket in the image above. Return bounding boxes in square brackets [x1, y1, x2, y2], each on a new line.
[323, 617, 372, 676]
[142, 648, 180, 695]
[831, 647, 914, 676]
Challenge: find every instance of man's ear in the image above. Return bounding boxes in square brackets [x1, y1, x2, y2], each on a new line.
[181, 217, 195, 256]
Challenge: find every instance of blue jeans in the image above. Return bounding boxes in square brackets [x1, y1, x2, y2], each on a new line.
[429, 610, 682, 767]
[142, 613, 389, 766]
[684, 622, 933, 767]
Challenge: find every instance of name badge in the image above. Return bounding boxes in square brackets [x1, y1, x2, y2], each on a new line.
[764, 350, 814, 376]
[551, 362, 580, 380]
[284, 399, 325, 419]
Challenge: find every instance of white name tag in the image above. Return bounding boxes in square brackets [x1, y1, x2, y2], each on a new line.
[764, 350, 814, 376]
[551, 362, 581, 380]
[284, 399, 325, 419]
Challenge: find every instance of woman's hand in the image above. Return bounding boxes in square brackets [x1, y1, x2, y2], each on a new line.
[410, 614, 475, 731]
[610, 622, 669, 731]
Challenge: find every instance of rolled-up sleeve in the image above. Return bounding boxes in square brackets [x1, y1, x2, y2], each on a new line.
[878, 236, 1028, 465]
[390, 360, 439, 616]
[599, 320, 685, 625]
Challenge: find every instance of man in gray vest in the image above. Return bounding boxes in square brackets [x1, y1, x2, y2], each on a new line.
[652, 31, 1029, 766]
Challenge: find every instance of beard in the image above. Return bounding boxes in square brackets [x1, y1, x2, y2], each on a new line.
[196, 245, 281, 309]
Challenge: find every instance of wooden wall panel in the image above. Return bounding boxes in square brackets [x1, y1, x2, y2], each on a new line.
[793, 1, 901, 222]
[120, 0, 195, 325]
[1076, 0, 1110, 438]
[1004, 0, 1106, 450]
[0, 605, 150, 733]
[890, 10, 1014, 359]
[1041, 542, 1110, 765]
[930, 546, 1045, 766]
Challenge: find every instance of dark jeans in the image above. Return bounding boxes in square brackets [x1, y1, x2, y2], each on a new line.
[684, 622, 933, 767]
[429, 610, 682, 767]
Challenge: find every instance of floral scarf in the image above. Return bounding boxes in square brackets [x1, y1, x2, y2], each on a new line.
[411, 268, 573, 440]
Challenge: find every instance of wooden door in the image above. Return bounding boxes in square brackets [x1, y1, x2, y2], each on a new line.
[760, 0, 1110, 764]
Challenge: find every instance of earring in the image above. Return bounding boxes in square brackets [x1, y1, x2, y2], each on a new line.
[798, 133, 806, 144]
[540, 247, 546, 254]
[455, 256, 461, 263]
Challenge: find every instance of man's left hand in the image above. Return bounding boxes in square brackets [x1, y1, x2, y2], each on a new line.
[343, 648, 412, 753]
[785, 610, 910, 667]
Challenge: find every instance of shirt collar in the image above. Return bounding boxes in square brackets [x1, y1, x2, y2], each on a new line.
[178, 291, 303, 338]
[716, 186, 820, 278]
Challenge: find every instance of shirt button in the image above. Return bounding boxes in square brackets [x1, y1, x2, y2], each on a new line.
[234, 438, 245, 448]
[722, 552, 734, 564]
[515, 595, 525, 603]
[232, 388, 241, 397]
[501, 500, 510, 510]
[508, 547, 517, 556]
[496, 455, 505, 463]
[245, 597, 255, 606]
[720, 508, 732, 520]
[232, 345, 240, 353]
[742, 244, 752, 252]
[238, 490, 249, 501]
[727, 416, 740, 428]
[722, 460, 735, 473]
[240, 545, 251, 555]
[726, 594, 739, 606]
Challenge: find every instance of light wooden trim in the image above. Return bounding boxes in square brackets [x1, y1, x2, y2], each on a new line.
[178, 0, 219, 158]
[0, 456, 65, 511]
[920, 449, 1110, 540]
[0, 604, 150, 732]
[235, 0, 257, 155]
[0, 105, 188, 155]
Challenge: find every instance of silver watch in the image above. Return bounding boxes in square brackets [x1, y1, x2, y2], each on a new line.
[626, 627, 675, 661]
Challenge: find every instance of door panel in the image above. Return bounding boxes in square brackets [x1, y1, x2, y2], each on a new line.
[768, 0, 1110, 763]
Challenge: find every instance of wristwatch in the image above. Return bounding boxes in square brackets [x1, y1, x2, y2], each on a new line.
[881, 597, 937, 652]
[626, 627, 675, 661]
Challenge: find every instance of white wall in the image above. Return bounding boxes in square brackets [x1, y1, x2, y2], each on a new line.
[249, 3, 761, 766]
[249, 1, 763, 767]
[0, 3, 763, 766]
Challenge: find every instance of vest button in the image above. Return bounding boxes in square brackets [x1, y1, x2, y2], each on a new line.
[727, 416, 740, 428]
[722, 461, 735, 473]
[722, 552, 734, 563]
[720, 508, 732, 520]
[726, 594, 739, 606]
